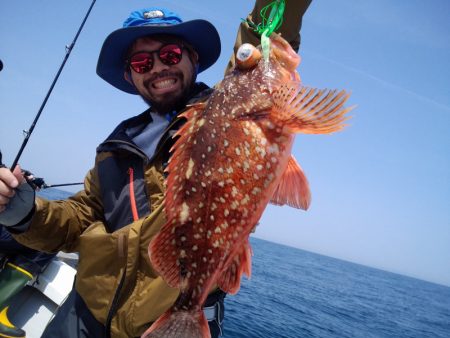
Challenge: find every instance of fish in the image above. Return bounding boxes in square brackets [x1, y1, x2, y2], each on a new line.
[142, 33, 352, 338]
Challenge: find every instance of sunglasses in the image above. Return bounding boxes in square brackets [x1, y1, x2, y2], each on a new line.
[127, 43, 184, 74]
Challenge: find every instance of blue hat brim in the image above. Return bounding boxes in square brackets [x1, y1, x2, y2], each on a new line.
[96, 19, 221, 94]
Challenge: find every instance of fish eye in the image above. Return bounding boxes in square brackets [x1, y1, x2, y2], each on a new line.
[236, 43, 261, 69]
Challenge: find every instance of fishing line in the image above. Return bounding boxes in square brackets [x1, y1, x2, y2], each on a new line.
[8, 0, 97, 170]
[243, 0, 286, 66]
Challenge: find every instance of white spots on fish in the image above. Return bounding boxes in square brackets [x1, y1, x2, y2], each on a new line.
[243, 127, 250, 135]
[194, 233, 201, 240]
[235, 147, 241, 156]
[240, 178, 246, 185]
[197, 118, 206, 127]
[252, 187, 262, 195]
[207, 230, 212, 238]
[210, 215, 215, 221]
[201, 153, 206, 159]
[192, 245, 198, 252]
[211, 203, 217, 211]
[231, 186, 238, 197]
[180, 236, 187, 242]
[180, 250, 187, 258]
[218, 181, 225, 188]
[201, 182, 207, 188]
[219, 197, 226, 203]
[207, 146, 212, 153]
[260, 138, 268, 146]
[255, 146, 266, 158]
[198, 202, 204, 209]
[218, 167, 224, 174]
[271, 157, 278, 163]
[191, 187, 197, 192]
[242, 208, 249, 217]
[221, 221, 229, 230]
[179, 203, 190, 223]
[196, 217, 202, 224]
[205, 170, 212, 177]
[256, 164, 263, 171]
[214, 226, 222, 234]
[253, 173, 260, 180]
[241, 194, 250, 205]
[266, 162, 272, 169]
[224, 209, 230, 217]
[244, 144, 251, 157]
[230, 201, 239, 210]
[185, 158, 195, 179]
[268, 143, 280, 154]
[212, 241, 220, 248]
[243, 161, 250, 172]
[226, 167, 234, 174]
[224, 140, 229, 147]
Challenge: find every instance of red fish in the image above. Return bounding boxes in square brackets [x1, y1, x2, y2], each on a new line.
[142, 33, 351, 338]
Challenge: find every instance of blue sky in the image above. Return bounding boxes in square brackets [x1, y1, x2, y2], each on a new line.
[0, 1, 449, 286]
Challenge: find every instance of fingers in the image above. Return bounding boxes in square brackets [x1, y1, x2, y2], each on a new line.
[0, 165, 25, 212]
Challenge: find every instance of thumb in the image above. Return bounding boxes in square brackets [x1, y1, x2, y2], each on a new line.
[12, 165, 26, 185]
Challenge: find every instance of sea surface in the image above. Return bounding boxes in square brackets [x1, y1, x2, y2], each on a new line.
[224, 238, 450, 338]
[39, 189, 450, 338]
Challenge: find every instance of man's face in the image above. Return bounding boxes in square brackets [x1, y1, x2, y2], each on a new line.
[124, 36, 198, 113]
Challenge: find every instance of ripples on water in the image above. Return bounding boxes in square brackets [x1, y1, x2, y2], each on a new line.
[224, 238, 450, 338]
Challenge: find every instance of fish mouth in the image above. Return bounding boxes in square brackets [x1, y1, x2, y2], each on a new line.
[271, 34, 301, 71]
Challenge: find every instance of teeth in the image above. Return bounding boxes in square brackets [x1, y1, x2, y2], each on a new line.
[154, 79, 176, 89]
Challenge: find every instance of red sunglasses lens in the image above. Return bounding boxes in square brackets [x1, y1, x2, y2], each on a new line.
[159, 44, 183, 65]
[130, 53, 153, 74]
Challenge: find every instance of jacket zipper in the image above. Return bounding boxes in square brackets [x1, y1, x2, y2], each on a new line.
[128, 167, 139, 221]
[105, 269, 127, 338]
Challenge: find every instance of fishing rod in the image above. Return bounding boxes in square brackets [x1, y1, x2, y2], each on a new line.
[9, 0, 97, 170]
[43, 182, 84, 189]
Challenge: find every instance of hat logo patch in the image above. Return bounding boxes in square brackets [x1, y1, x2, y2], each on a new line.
[143, 10, 164, 19]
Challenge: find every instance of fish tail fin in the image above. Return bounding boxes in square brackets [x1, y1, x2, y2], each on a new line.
[141, 309, 210, 338]
[272, 84, 353, 134]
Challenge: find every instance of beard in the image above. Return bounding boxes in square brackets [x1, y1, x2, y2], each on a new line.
[140, 67, 197, 114]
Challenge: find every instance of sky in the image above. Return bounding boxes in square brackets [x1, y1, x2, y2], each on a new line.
[0, 1, 449, 287]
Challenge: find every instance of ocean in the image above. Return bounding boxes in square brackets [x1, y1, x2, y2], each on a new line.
[38, 189, 450, 338]
[223, 238, 450, 338]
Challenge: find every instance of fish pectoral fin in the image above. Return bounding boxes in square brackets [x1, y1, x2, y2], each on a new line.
[270, 155, 311, 210]
[272, 83, 353, 135]
[218, 240, 252, 295]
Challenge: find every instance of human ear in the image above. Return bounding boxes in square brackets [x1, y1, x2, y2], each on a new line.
[124, 71, 133, 84]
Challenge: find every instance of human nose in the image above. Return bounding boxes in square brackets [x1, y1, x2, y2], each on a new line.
[150, 54, 170, 73]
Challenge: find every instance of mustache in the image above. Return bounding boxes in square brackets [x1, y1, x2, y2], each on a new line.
[144, 71, 183, 87]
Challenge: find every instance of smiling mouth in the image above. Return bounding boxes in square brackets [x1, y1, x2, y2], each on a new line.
[152, 78, 178, 89]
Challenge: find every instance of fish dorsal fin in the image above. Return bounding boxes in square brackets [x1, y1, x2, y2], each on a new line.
[271, 83, 352, 135]
[217, 239, 252, 295]
[270, 155, 311, 210]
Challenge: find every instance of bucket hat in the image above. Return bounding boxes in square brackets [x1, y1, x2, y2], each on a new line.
[96, 7, 221, 94]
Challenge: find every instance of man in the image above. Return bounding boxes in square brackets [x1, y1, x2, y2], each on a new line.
[0, 1, 311, 337]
